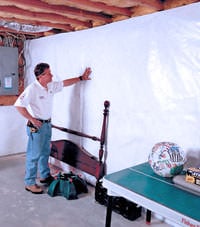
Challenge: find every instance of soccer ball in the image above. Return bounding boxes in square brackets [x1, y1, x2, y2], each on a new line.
[148, 142, 186, 177]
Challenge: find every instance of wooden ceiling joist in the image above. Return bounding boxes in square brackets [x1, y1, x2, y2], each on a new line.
[42, 0, 133, 16]
[0, 0, 198, 39]
[129, 0, 163, 9]
[90, 0, 163, 10]
[0, 0, 112, 23]
[0, 6, 91, 27]
[164, 0, 199, 8]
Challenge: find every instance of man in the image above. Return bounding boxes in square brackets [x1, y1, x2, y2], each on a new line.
[14, 63, 91, 194]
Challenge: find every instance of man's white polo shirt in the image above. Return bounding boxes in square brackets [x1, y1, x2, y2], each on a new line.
[14, 80, 63, 120]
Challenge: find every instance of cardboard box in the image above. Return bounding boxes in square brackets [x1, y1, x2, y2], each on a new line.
[186, 167, 200, 186]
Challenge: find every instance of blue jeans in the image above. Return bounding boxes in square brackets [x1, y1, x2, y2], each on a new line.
[25, 122, 52, 186]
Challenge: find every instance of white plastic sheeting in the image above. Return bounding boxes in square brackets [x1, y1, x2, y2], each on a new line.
[23, 3, 200, 173]
[0, 106, 27, 156]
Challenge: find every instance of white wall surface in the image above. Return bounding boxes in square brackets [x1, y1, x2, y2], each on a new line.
[0, 106, 27, 155]
[12, 2, 200, 173]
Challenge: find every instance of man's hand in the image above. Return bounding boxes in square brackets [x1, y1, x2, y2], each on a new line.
[31, 118, 42, 129]
[81, 67, 92, 80]
[63, 67, 92, 87]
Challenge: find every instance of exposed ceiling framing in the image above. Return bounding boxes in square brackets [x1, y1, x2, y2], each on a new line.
[0, 0, 199, 39]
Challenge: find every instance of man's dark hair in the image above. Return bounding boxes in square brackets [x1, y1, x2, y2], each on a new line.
[34, 63, 50, 77]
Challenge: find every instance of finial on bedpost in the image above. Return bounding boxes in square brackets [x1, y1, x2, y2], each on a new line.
[104, 100, 110, 109]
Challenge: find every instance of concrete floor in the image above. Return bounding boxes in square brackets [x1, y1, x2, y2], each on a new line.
[0, 153, 171, 227]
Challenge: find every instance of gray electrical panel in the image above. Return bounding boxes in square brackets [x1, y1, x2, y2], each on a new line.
[0, 46, 18, 95]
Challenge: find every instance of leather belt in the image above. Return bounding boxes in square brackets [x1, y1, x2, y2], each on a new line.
[37, 119, 51, 123]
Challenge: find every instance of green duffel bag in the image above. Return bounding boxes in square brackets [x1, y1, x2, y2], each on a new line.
[48, 172, 87, 200]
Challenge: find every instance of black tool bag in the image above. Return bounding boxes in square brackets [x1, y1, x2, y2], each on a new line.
[95, 180, 142, 221]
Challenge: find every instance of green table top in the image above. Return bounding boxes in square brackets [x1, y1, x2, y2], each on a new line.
[105, 162, 200, 221]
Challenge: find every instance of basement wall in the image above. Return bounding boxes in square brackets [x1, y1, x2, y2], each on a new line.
[1, 3, 200, 175]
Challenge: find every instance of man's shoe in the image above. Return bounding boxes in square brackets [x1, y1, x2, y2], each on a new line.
[40, 175, 54, 185]
[25, 184, 43, 194]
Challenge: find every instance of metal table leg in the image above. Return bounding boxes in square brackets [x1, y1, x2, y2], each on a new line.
[105, 196, 113, 227]
[146, 209, 152, 224]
